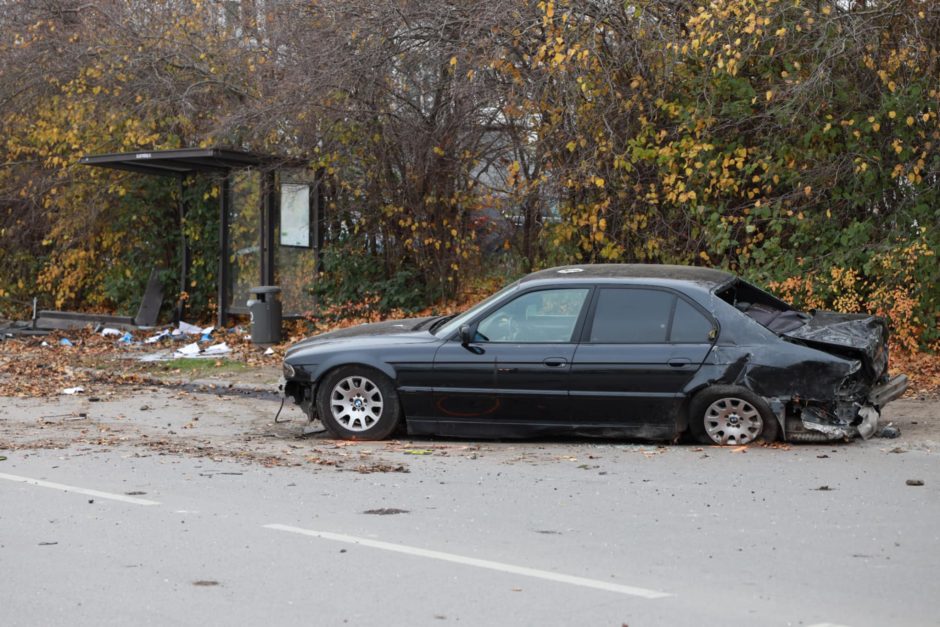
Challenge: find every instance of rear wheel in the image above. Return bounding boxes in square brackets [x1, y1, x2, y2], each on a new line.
[316, 366, 401, 440]
[689, 386, 779, 446]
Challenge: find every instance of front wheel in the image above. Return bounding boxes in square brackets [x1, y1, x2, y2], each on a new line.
[316, 366, 401, 440]
[688, 386, 779, 446]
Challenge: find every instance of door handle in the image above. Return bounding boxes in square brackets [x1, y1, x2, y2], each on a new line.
[668, 358, 691, 368]
[543, 357, 568, 367]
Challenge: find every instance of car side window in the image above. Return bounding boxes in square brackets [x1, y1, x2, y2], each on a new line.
[670, 297, 715, 343]
[589, 288, 674, 343]
[476, 288, 589, 343]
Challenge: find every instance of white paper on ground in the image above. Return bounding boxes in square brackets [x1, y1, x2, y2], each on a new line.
[174, 342, 201, 357]
[61, 387, 84, 395]
[100, 328, 122, 337]
[203, 342, 231, 355]
[177, 321, 202, 335]
[145, 330, 170, 344]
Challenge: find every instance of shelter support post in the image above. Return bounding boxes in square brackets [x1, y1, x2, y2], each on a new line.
[176, 175, 190, 324]
[218, 174, 231, 328]
[261, 169, 277, 287]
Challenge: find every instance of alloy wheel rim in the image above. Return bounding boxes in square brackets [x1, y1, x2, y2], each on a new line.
[330, 376, 384, 432]
[703, 397, 763, 445]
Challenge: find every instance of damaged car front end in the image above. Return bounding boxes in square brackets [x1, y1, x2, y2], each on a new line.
[710, 283, 908, 442]
[783, 314, 907, 441]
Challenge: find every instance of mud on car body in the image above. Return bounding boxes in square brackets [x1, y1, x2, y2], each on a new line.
[281, 264, 908, 444]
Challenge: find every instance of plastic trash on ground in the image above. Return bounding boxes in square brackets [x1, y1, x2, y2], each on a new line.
[100, 328, 122, 337]
[59, 338, 73, 346]
[61, 386, 84, 395]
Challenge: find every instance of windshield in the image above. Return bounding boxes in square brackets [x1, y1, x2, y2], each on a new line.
[432, 279, 522, 338]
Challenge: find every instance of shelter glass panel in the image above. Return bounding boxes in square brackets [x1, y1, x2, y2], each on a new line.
[227, 169, 262, 312]
[276, 170, 319, 315]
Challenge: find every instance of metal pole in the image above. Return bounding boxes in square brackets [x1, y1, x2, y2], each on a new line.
[262, 169, 277, 286]
[177, 175, 189, 324]
[218, 174, 231, 328]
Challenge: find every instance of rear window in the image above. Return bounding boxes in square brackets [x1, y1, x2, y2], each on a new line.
[717, 279, 808, 334]
[588, 288, 715, 344]
[589, 289, 673, 343]
[671, 297, 713, 343]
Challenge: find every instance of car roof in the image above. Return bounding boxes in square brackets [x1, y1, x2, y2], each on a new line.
[521, 264, 735, 289]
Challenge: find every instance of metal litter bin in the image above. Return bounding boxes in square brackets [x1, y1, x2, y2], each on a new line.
[247, 286, 282, 344]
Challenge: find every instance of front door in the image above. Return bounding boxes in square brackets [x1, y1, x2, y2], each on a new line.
[430, 287, 591, 433]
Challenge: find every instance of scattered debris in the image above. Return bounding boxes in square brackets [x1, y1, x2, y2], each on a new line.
[145, 330, 171, 344]
[100, 328, 122, 337]
[38, 542, 58, 546]
[815, 485, 833, 491]
[353, 463, 409, 474]
[404, 449, 433, 455]
[174, 342, 201, 357]
[177, 321, 203, 335]
[906, 479, 924, 486]
[363, 508, 409, 515]
[203, 342, 231, 356]
[59, 338, 73, 347]
[61, 386, 84, 395]
[876, 424, 901, 438]
[192, 580, 220, 587]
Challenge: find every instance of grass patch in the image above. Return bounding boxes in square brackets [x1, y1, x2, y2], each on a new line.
[152, 357, 249, 376]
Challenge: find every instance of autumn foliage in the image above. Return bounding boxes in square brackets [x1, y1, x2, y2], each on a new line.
[0, 0, 937, 352]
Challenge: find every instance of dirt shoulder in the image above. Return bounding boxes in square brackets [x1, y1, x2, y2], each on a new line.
[1, 328, 937, 471]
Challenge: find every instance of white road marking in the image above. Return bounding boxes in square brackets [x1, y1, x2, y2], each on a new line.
[0, 473, 160, 506]
[264, 523, 672, 599]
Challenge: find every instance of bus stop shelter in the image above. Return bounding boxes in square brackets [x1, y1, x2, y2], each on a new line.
[80, 148, 321, 327]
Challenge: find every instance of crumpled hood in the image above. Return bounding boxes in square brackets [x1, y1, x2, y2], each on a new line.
[782, 311, 888, 379]
[285, 316, 436, 358]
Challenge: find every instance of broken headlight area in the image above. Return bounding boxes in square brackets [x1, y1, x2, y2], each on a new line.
[782, 367, 908, 443]
[786, 400, 879, 442]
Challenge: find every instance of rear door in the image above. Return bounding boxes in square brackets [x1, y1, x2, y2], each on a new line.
[569, 287, 716, 436]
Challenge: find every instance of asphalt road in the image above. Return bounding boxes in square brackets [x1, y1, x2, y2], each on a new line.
[1, 390, 939, 626]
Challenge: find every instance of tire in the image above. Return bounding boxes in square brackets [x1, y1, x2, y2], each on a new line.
[688, 386, 779, 446]
[316, 366, 401, 440]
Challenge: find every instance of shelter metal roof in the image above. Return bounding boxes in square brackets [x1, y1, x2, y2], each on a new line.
[79, 148, 284, 177]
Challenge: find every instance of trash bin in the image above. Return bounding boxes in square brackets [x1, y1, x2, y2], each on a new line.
[247, 286, 282, 344]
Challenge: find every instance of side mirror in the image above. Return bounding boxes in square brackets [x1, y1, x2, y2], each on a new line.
[459, 324, 474, 345]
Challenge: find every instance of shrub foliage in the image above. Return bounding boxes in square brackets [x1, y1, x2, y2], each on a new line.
[0, 0, 937, 350]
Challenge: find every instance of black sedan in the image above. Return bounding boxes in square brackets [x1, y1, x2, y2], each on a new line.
[282, 264, 908, 444]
